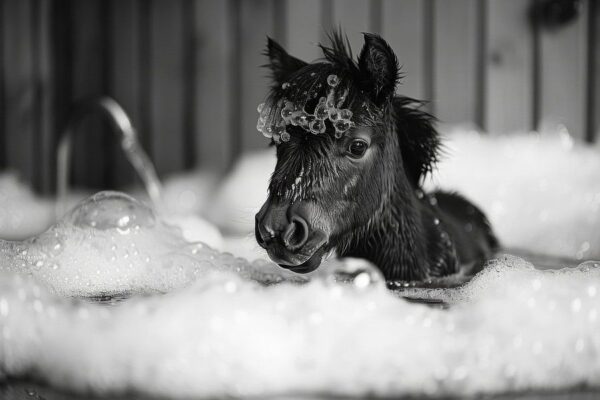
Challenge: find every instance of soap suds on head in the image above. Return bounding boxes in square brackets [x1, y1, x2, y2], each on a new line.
[1, 193, 600, 398]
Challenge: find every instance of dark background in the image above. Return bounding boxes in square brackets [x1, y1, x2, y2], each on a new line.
[0, 0, 598, 194]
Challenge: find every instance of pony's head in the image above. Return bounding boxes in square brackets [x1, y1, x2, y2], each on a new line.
[255, 32, 437, 274]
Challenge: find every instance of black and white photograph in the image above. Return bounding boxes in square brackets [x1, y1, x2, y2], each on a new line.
[0, 0, 599, 399]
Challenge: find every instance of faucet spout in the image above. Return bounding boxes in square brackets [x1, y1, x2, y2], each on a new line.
[56, 97, 163, 218]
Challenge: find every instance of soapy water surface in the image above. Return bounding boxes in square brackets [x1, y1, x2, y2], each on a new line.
[1, 191, 600, 398]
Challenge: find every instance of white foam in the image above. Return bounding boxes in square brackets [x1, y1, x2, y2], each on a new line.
[0, 192, 289, 297]
[425, 129, 600, 260]
[1, 192, 600, 398]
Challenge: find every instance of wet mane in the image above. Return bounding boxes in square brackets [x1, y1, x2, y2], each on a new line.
[318, 30, 358, 72]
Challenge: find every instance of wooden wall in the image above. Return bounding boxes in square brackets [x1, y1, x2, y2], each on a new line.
[1, 0, 599, 194]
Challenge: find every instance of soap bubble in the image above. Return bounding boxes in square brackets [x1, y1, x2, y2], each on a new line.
[328, 109, 341, 121]
[280, 131, 291, 142]
[309, 119, 325, 135]
[256, 103, 265, 113]
[281, 107, 293, 120]
[291, 111, 308, 127]
[327, 74, 340, 87]
[318, 258, 385, 291]
[315, 102, 328, 120]
[339, 109, 353, 120]
[64, 191, 155, 233]
[282, 82, 290, 89]
[334, 120, 352, 134]
[261, 125, 273, 139]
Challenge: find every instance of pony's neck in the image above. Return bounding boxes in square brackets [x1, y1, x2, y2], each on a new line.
[342, 146, 431, 281]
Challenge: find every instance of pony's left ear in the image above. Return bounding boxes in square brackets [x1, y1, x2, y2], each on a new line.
[264, 37, 308, 86]
[358, 33, 399, 105]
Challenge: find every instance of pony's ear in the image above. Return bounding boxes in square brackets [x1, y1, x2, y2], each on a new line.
[264, 37, 308, 85]
[358, 33, 399, 105]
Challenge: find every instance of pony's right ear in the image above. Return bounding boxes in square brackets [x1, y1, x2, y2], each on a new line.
[264, 37, 308, 85]
[358, 33, 399, 105]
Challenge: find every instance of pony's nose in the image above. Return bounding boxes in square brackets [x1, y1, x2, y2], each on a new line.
[255, 203, 311, 251]
[282, 214, 309, 250]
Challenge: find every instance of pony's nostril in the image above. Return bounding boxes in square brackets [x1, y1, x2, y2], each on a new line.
[283, 216, 309, 250]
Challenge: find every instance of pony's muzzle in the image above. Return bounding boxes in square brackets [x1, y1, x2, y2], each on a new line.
[255, 201, 328, 273]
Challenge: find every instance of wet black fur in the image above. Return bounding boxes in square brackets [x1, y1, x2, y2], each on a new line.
[262, 31, 498, 281]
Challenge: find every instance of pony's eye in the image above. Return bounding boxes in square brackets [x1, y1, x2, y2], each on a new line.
[347, 139, 368, 158]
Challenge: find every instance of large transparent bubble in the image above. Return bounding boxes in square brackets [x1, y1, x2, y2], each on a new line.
[64, 191, 155, 232]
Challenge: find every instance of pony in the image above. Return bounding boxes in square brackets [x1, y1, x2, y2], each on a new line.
[254, 32, 498, 281]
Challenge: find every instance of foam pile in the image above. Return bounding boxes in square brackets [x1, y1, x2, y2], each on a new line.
[0, 191, 291, 297]
[427, 129, 600, 259]
[1, 191, 600, 398]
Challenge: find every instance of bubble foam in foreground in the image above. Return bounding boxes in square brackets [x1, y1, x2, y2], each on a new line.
[1, 191, 600, 398]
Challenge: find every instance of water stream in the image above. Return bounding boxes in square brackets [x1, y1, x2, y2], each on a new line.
[56, 97, 164, 217]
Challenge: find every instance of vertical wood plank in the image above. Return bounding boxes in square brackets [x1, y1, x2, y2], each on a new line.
[0, 0, 6, 170]
[193, 0, 235, 171]
[109, 0, 142, 187]
[239, 0, 276, 153]
[588, 0, 599, 142]
[284, 0, 323, 62]
[34, 0, 55, 193]
[485, 0, 535, 134]
[381, 0, 429, 100]
[149, 0, 186, 176]
[2, 0, 36, 184]
[70, 0, 109, 188]
[538, 0, 588, 140]
[331, 0, 371, 53]
[432, 0, 483, 127]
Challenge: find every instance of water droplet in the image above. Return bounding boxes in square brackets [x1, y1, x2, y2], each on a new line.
[309, 119, 325, 134]
[339, 109, 353, 120]
[280, 131, 291, 142]
[327, 74, 340, 87]
[281, 107, 293, 120]
[334, 119, 352, 133]
[282, 82, 290, 89]
[315, 103, 328, 120]
[328, 109, 341, 121]
[257, 102, 265, 113]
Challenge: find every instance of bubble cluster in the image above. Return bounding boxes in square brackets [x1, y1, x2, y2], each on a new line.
[256, 74, 355, 143]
